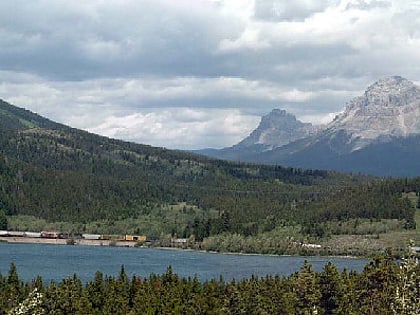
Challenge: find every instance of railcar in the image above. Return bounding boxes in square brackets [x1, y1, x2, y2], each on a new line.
[41, 231, 59, 239]
[24, 232, 42, 238]
[125, 235, 147, 242]
[8, 231, 26, 237]
[82, 233, 101, 240]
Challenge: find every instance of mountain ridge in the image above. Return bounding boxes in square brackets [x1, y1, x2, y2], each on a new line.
[197, 76, 420, 177]
[0, 99, 66, 131]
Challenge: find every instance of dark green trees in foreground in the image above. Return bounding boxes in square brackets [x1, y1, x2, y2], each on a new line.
[1, 252, 420, 315]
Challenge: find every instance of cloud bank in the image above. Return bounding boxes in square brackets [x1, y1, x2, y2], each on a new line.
[0, 0, 419, 149]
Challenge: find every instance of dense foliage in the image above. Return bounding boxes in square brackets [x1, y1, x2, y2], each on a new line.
[0, 99, 419, 241]
[1, 251, 420, 314]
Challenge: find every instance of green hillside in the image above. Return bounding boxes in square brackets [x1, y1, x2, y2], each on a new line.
[0, 98, 419, 253]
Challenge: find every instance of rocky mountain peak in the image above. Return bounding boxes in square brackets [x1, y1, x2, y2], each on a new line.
[330, 76, 420, 151]
[259, 109, 300, 129]
[367, 75, 409, 92]
[362, 76, 420, 107]
[235, 108, 317, 149]
[268, 108, 287, 116]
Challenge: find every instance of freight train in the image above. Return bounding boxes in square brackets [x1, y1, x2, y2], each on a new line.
[0, 230, 148, 242]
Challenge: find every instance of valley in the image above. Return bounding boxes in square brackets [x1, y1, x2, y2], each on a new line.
[0, 96, 420, 258]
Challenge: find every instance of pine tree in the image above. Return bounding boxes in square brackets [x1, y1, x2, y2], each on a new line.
[86, 271, 105, 312]
[319, 262, 344, 315]
[357, 251, 398, 314]
[292, 261, 322, 315]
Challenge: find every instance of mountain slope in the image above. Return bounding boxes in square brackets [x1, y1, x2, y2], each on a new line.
[257, 132, 420, 176]
[0, 99, 70, 131]
[199, 76, 420, 177]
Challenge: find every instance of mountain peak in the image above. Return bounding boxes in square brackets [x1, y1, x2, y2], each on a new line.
[260, 109, 297, 128]
[362, 76, 419, 107]
[369, 75, 407, 89]
[267, 108, 288, 116]
[330, 76, 420, 150]
[235, 108, 317, 150]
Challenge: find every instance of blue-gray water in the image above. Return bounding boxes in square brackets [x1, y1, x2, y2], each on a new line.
[0, 243, 368, 283]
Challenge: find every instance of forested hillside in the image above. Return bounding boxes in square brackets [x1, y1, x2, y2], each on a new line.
[1, 99, 419, 249]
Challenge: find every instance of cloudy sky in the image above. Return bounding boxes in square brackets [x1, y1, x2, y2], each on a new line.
[1, 0, 419, 149]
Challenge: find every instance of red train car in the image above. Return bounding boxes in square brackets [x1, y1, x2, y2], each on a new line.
[41, 231, 59, 239]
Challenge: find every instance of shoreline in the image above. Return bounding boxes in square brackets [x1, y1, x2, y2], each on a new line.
[153, 245, 363, 259]
[0, 237, 364, 259]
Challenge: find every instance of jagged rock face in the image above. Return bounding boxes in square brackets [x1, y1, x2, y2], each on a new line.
[329, 76, 420, 151]
[236, 109, 318, 149]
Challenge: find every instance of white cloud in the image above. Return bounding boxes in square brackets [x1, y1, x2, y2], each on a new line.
[0, 71, 317, 114]
[88, 108, 259, 150]
[218, 28, 271, 52]
[300, 111, 342, 125]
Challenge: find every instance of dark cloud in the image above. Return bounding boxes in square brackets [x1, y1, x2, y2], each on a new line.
[0, 1, 239, 80]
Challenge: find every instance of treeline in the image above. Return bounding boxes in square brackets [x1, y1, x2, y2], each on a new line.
[1, 252, 420, 314]
[0, 99, 63, 131]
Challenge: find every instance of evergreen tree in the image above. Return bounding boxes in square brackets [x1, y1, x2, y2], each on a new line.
[86, 271, 105, 313]
[357, 251, 398, 314]
[292, 261, 322, 315]
[319, 262, 344, 314]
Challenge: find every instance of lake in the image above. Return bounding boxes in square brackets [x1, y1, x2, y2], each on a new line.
[0, 243, 368, 283]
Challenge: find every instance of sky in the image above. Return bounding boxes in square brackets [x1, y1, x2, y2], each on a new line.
[0, 0, 419, 150]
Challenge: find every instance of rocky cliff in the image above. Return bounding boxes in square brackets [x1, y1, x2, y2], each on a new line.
[235, 109, 318, 150]
[328, 76, 420, 151]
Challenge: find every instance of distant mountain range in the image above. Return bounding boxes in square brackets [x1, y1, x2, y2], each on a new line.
[198, 76, 420, 177]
